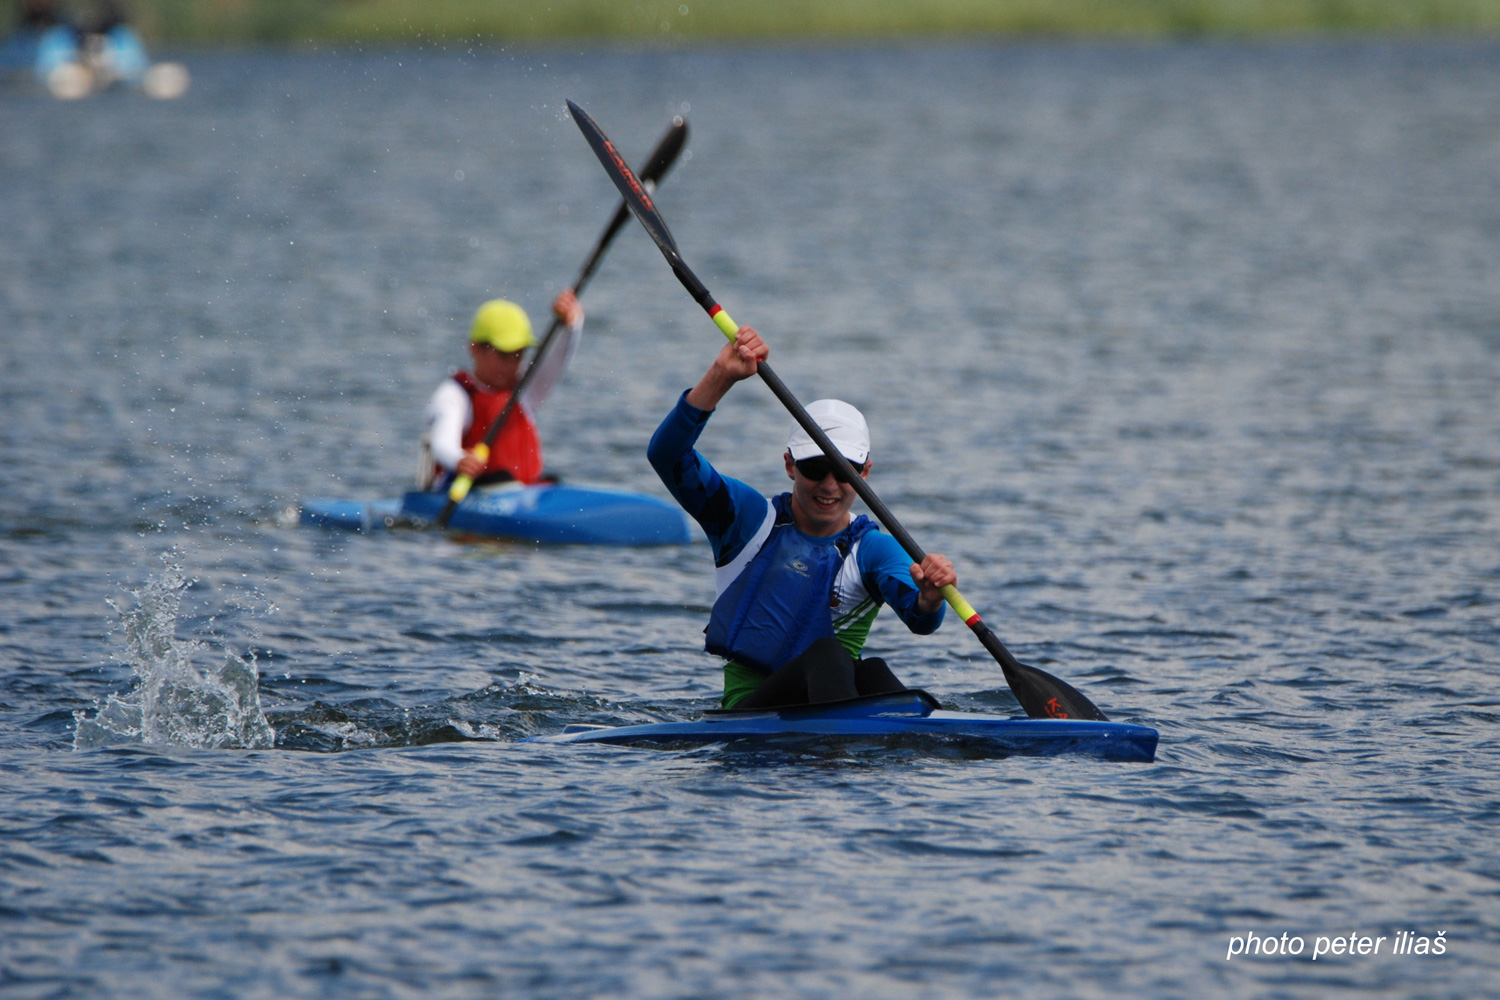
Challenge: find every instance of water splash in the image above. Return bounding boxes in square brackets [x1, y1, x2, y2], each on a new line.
[73, 559, 276, 750]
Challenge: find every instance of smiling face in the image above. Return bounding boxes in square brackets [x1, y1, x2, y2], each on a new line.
[784, 451, 870, 537]
[469, 341, 524, 393]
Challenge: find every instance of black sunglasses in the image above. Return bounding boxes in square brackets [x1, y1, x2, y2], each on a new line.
[794, 455, 865, 483]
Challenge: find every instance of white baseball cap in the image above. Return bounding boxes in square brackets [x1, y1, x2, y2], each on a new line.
[786, 399, 871, 465]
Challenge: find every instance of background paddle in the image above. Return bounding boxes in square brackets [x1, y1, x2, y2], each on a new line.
[566, 99, 1108, 722]
[437, 115, 690, 527]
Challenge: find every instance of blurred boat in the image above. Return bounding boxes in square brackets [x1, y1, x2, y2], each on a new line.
[1, 21, 188, 99]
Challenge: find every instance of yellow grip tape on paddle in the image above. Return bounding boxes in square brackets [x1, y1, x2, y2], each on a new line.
[709, 305, 739, 341]
[447, 474, 474, 504]
[447, 443, 490, 504]
[941, 585, 982, 627]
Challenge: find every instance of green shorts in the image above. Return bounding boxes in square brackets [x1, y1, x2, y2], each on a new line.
[720, 661, 764, 710]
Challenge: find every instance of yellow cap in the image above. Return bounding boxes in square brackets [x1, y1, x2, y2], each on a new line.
[469, 299, 534, 353]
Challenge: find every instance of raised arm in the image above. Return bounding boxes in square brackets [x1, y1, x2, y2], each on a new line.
[518, 289, 585, 412]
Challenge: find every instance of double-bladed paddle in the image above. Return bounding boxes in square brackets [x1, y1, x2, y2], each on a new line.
[437, 115, 690, 527]
[566, 99, 1107, 721]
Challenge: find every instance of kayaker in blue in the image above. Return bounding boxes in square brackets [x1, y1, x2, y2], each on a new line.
[649, 326, 958, 709]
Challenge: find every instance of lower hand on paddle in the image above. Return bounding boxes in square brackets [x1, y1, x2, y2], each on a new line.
[911, 554, 957, 614]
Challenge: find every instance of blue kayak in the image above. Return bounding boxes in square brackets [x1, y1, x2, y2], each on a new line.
[299, 484, 696, 546]
[524, 691, 1159, 762]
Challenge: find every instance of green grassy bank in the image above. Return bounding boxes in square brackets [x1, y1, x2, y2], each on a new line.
[21, 0, 1500, 44]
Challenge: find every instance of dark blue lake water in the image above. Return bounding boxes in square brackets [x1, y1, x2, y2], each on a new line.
[2, 39, 1498, 999]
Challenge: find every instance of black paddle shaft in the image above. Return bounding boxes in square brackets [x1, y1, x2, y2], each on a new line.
[566, 100, 1108, 722]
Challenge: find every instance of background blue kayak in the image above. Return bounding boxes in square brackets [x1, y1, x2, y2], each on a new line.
[300, 484, 696, 546]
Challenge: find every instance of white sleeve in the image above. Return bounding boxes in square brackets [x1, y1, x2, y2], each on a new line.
[425, 379, 473, 471]
[517, 310, 583, 414]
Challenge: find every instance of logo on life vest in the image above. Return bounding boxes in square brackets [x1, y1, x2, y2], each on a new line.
[786, 557, 810, 578]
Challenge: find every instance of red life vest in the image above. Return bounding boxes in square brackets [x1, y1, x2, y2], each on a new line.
[449, 371, 544, 485]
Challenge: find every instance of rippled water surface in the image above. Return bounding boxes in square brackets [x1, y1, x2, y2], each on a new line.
[3, 40, 1498, 999]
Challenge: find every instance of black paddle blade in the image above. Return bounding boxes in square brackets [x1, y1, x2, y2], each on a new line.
[971, 620, 1109, 720]
[1004, 661, 1110, 722]
[567, 100, 684, 262]
[573, 115, 690, 296]
[638, 116, 689, 186]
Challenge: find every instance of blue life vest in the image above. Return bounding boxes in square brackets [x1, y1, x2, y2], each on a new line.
[705, 493, 877, 674]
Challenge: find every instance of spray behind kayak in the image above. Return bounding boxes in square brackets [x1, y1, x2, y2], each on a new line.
[73, 555, 275, 750]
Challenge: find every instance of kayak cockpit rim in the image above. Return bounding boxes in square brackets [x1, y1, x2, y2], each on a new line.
[701, 689, 945, 721]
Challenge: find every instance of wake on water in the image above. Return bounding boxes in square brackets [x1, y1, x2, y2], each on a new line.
[73, 558, 276, 750]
